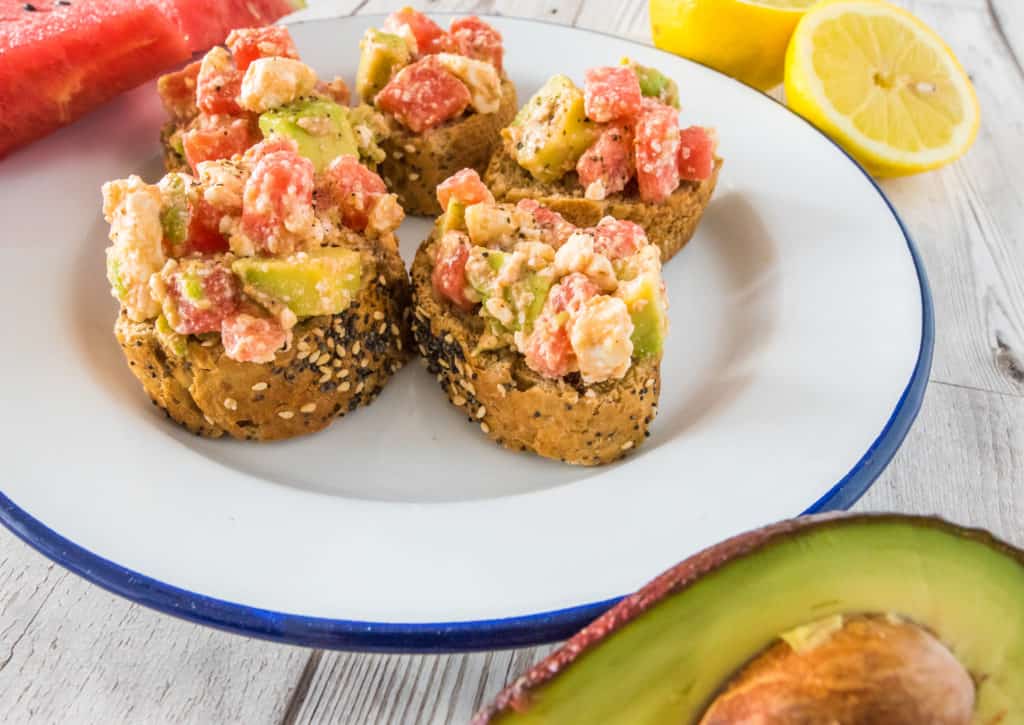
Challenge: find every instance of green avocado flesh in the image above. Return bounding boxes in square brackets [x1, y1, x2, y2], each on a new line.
[232, 248, 362, 317]
[624, 278, 666, 358]
[629, 61, 680, 109]
[356, 29, 411, 103]
[512, 75, 598, 184]
[259, 98, 358, 172]
[489, 518, 1024, 724]
[467, 251, 551, 333]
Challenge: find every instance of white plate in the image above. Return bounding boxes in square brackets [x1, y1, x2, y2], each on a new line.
[0, 13, 931, 651]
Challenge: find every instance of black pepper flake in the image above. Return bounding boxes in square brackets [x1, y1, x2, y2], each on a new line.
[23, 2, 37, 10]
[57, 0, 71, 5]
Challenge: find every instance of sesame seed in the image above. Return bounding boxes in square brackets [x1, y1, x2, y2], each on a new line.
[475, 406, 486, 419]
[480, 422, 491, 434]
[645, 378, 655, 389]
[391, 324, 400, 336]
[308, 351, 322, 365]
[339, 381, 351, 392]
[223, 398, 237, 411]
[297, 341, 310, 352]
[326, 338, 335, 350]
[461, 379, 476, 395]
[403, 143, 416, 153]
[444, 334, 454, 344]
[337, 345, 346, 357]
[297, 350, 310, 360]
[278, 410, 294, 420]
[496, 383, 507, 396]
[201, 338, 216, 347]
[204, 415, 215, 426]
[379, 275, 387, 286]
[251, 382, 268, 391]
[408, 172, 420, 180]
[439, 359, 450, 369]
[373, 310, 385, 321]
[361, 357, 371, 367]
[355, 381, 365, 394]
[300, 403, 317, 413]
[452, 395, 466, 406]
[352, 342, 361, 356]
[396, 339, 403, 351]
[418, 345, 428, 356]
[378, 323, 387, 334]
[333, 359, 343, 368]
[338, 369, 350, 378]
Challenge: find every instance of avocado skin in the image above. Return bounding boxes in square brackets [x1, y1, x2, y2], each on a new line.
[473, 514, 1024, 724]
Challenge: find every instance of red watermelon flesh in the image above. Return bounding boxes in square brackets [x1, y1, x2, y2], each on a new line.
[156, 0, 299, 53]
[0, 0, 190, 158]
[0, 0, 299, 159]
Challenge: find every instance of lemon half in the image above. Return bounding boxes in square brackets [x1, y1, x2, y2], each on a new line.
[785, 0, 980, 176]
[650, 0, 817, 91]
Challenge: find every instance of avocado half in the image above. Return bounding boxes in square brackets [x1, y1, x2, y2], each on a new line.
[474, 514, 1024, 725]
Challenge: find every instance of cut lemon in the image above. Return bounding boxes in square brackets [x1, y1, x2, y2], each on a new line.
[785, 0, 980, 176]
[650, 0, 818, 91]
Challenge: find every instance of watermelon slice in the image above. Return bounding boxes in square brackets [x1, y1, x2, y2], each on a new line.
[0, 0, 299, 159]
[156, 0, 300, 54]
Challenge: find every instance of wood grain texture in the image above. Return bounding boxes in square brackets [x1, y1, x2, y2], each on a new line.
[1, 0, 1022, 723]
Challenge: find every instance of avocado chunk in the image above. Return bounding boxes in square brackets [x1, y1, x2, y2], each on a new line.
[476, 515, 1024, 724]
[232, 248, 362, 317]
[509, 75, 598, 184]
[623, 58, 680, 109]
[441, 200, 468, 233]
[356, 29, 411, 103]
[466, 250, 552, 333]
[158, 173, 191, 255]
[155, 314, 188, 358]
[620, 275, 667, 358]
[259, 98, 359, 172]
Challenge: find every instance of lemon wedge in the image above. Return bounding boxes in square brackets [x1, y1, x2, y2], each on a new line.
[649, 0, 818, 91]
[785, 0, 980, 176]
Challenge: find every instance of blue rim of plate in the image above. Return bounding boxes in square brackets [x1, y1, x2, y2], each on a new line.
[0, 14, 934, 654]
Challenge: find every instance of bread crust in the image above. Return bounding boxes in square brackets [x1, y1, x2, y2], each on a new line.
[115, 247, 411, 442]
[410, 238, 660, 465]
[377, 79, 518, 217]
[485, 144, 721, 262]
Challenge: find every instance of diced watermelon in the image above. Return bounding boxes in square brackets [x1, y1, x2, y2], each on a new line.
[0, 0, 190, 158]
[432, 231, 474, 311]
[375, 57, 471, 133]
[583, 66, 642, 123]
[524, 273, 598, 379]
[322, 154, 387, 232]
[576, 122, 635, 200]
[242, 143, 315, 254]
[383, 7, 448, 56]
[164, 260, 240, 335]
[196, 45, 243, 115]
[436, 169, 493, 211]
[678, 125, 717, 181]
[182, 114, 258, 171]
[226, 25, 298, 71]
[516, 199, 576, 248]
[221, 311, 289, 363]
[448, 16, 503, 72]
[592, 217, 647, 259]
[156, 0, 298, 54]
[186, 196, 230, 255]
[635, 99, 681, 203]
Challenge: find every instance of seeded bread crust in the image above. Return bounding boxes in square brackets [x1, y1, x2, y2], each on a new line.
[377, 78, 518, 217]
[410, 236, 660, 466]
[484, 144, 721, 262]
[114, 244, 411, 442]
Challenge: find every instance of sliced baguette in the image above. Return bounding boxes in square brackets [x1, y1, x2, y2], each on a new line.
[485, 144, 721, 262]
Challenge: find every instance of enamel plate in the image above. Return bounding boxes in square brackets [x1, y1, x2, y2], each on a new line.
[0, 13, 931, 652]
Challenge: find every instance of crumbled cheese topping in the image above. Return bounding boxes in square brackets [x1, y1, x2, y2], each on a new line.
[239, 57, 318, 113]
[433, 53, 502, 114]
[102, 176, 166, 321]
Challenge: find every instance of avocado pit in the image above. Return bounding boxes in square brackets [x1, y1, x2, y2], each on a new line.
[700, 614, 975, 725]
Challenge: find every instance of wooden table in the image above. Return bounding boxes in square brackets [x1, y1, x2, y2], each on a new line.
[2, 0, 1021, 721]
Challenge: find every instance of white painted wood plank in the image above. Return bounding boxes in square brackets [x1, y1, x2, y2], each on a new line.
[0, 534, 311, 724]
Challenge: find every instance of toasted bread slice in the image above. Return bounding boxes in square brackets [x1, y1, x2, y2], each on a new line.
[377, 79, 518, 217]
[115, 247, 411, 442]
[410, 236, 660, 466]
[485, 144, 721, 262]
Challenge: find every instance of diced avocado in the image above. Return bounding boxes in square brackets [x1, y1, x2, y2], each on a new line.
[511, 75, 598, 184]
[232, 248, 362, 318]
[519, 274, 552, 332]
[442, 200, 467, 233]
[158, 173, 190, 254]
[155, 314, 188, 358]
[468, 250, 551, 333]
[623, 58, 680, 109]
[259, 98, 358, 172]
[622, 276, 667, 358]
[464, 203, 517, 245]
[106, 252, 127, 302]
[478, 515, 1024, 725]
[356, 29, 411, 103]
[348, 104, 388, 165]
[181, 270, 206, 303]
[465, 249, 505, 294]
